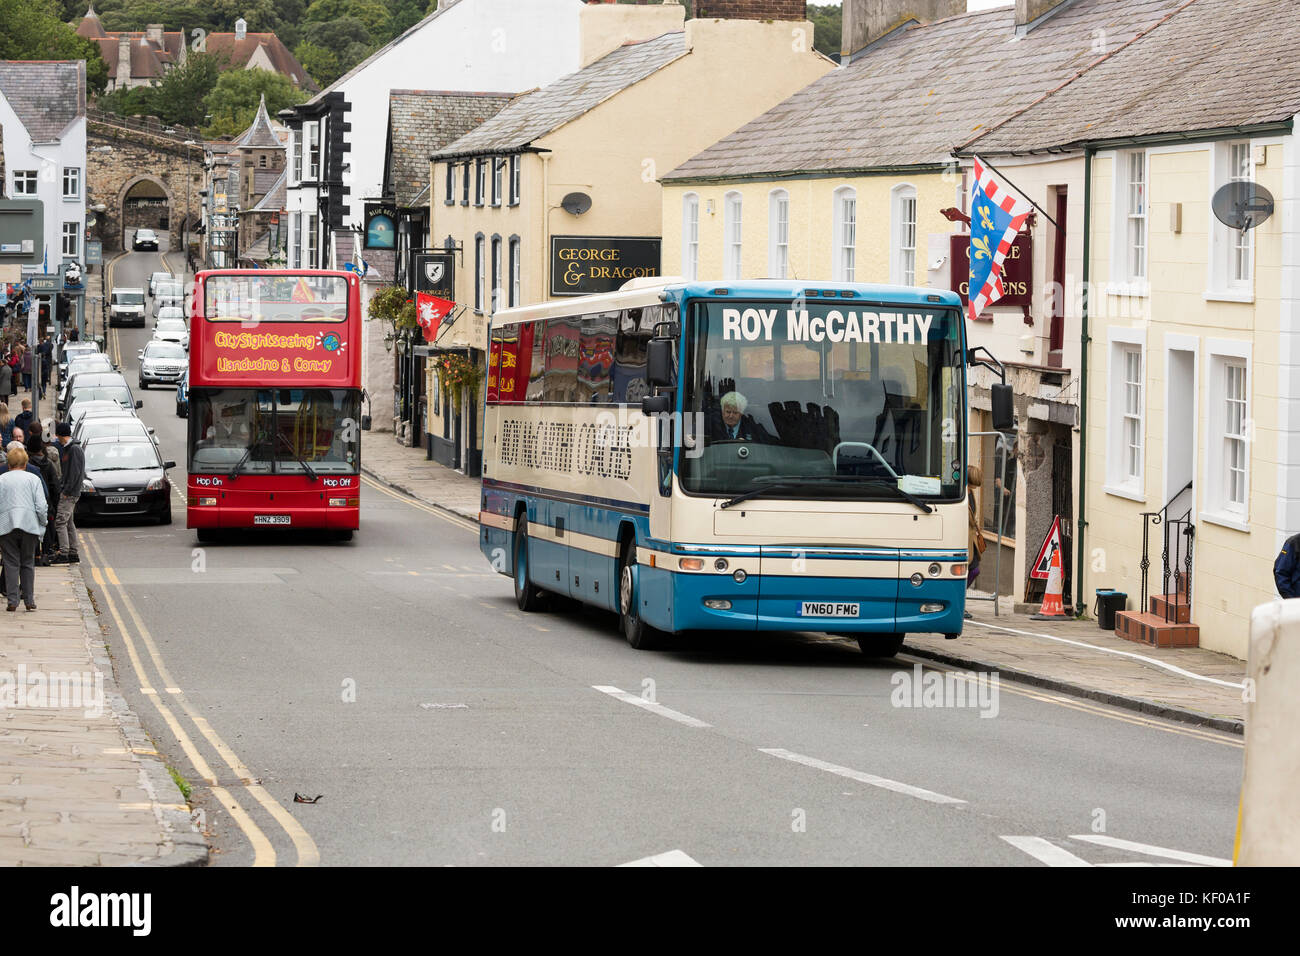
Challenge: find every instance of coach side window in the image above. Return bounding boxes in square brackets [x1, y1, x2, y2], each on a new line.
[525, 321, 546, 402]
[579, 312, 617, 404]
[613, 308, 656, 404]
[542, 318, 581, 403]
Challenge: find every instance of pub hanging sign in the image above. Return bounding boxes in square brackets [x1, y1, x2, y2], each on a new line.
[550, 235, 660, 297]
[364, 202, 398, 250]
[950, 231, 1033, 319]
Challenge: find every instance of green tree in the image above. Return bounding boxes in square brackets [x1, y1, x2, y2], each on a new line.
[807, 3, 842, 58]
[0, 0, 109, 93]
[98, 51, 221, 126]
[294, 39, 340, 86]
[202, 68, 306, 137]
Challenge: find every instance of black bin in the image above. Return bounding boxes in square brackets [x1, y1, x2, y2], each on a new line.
[1094, 589, 1127, 630]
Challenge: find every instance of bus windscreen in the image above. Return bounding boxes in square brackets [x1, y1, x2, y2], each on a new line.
[205, 274, 349, 323]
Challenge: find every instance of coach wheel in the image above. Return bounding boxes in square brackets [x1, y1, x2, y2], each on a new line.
[856, 633, 905, 658]
[619, 541, 661, 650]
[513, 519, 546, 612]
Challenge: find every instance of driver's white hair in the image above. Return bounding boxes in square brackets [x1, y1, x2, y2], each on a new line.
[721, 391, 747, 413]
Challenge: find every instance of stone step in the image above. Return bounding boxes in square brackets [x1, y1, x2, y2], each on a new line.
[1148, 593, 1192, 623]
[1114, 610, 1200, 648]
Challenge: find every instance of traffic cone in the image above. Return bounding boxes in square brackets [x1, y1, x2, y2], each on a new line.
[1030, 544, 1067, 621]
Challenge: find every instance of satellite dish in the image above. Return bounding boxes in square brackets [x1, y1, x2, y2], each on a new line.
[561, 192, 592, 216]
[1212, 181, 1274, 231]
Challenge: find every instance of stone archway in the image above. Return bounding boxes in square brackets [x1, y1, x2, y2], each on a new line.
[118, 174, 173, 250]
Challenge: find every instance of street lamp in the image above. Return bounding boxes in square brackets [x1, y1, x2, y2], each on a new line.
[184, 139, 196, 268]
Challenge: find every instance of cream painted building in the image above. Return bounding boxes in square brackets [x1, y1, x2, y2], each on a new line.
[964, 0, 1300, 658]
[661, 0, 1184, 605]
[424, 1, 833, 474]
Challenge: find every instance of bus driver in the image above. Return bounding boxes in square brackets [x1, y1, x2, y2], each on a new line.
[708, 391, 772, 443]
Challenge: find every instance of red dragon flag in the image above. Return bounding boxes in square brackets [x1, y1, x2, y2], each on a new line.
[416, 292, 455, 343]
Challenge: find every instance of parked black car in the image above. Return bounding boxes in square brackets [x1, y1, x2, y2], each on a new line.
[75, 435, 175, 525]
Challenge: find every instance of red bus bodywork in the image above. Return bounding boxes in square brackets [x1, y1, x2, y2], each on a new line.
[186, 269, 363, 533]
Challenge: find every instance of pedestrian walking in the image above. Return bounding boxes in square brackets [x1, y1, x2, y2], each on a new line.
[6, 347, 19, 398]
[966, 465, 986, 618]
[52, 422, 84, 564]
[0, 362, 11, 404]
[19, 346, 33, 393]
[0, 444, 47, 611]
[26, 434, 59, 566]
[0, 403, 11, 446]
[1273, 532, 1300, 599]
[14, 399, 33, 436]
[36, 335, 53, 399]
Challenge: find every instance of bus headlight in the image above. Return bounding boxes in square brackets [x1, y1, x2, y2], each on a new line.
[928, 562, 942, 576]
[920, 602, 945, 614]
[704, 599, 732, 610]
[714, 558, 729, 572]
[329, 497, 348, 506]
[910, 573, 924, 586]
[733, 569, 747, 583]
[678, 558, 704, 571]
[191, 496, 217, 506]
[951, 564, 967, 577]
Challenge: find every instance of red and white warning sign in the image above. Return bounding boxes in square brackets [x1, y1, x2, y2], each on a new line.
[1030, 516, 1063, 581]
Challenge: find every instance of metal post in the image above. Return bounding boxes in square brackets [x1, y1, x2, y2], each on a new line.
[967, 430, 1010, 616]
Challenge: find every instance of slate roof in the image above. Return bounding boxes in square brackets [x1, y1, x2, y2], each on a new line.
[252, 168, 282, 196]
[664, 0, 1184, 181]
[0, 61, 86, 143]
[234, 95, 284, 149]
[434, 32, 687, 159]
[76, 5, 108, 39]
[205, 34, 318, 92]
[967, 0, 1300, 154]
[252, 169, 287, 212]
[386, 90, 513, 206]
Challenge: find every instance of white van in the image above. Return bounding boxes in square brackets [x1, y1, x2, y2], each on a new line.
[110, 288, 147, 327]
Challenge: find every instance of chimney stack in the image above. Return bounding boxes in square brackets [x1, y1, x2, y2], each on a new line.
[145, 23, 163, 45]
[695, 1, 806, 21]
[235, 18, 247, 41]
[117, 36, 131, 88]
[579, 1, 685, 69]
[840, 0, 965, 62]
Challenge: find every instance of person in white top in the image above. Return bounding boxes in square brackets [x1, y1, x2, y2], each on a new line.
[0, 445, 48, 611]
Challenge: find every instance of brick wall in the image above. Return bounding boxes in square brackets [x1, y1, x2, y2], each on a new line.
[696, 0, 806, 20]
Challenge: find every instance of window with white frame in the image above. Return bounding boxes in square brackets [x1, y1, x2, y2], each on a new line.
[1121, 151, 1147, 283]
[290, 129, 302, 183]
[306, 123, 320, 180]
[62, 167, 81, 200]
[1204, 344, 1252, 523]
[509, 237, 521, 307]
[475, 159, 486, 206]
[723, 192, 743, 280]
[12, 171, 37, 195]
[290, 213, 301, 268]
[492, 158, 504, 207]
[491, 236, 502, 313]
[509, 155, 521, 205]
[61, 221, 79, 257]
[1208, 141, 1255, 296]
[475, 235, 486, 313]
[1105, 330, 1145, 495]
[891, 184, 917, 285]
[307, 214, 319, 268]
[832, 186, 856, 281]
[682, 193, 699, 281]
[768, 189, 789, 279]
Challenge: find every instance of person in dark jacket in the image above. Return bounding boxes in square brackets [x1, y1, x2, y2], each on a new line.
[13, 398, 33, 435]
[1274, 533, 1300, 599]
[36, 336, 53, 399]
[25, 434, 59, 565]
[52, 422, 84, 564]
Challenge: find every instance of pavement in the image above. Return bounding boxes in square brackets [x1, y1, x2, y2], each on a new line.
[0, 561, 205, 866]
[361, 437, 1249, 734]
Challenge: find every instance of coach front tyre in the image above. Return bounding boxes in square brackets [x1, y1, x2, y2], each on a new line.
[619, 542, 661, 650]
[856, 633, 905, 658]
[513, 519, 547, 612]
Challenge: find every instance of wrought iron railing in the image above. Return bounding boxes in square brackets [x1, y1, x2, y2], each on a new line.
[86, 107, 202, 144]
[1138, 481, 1195, 624]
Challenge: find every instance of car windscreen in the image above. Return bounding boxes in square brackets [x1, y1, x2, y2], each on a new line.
[113, 292, 145, 306]
[68, 359, 113, 374]
[71, 387, 132, 407]
[68, 401, 124, 420]
[145, 343, 186, 360]
[155, 320, 187, 331]
[157, 308, 185, 320]
[80, 421, 149, 443]
[157, 284, 184, 298]
[86, 442, 158, 471]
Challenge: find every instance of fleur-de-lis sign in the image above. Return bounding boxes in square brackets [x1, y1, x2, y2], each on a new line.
[978, 204, 995, 231]
[972, 235, 992, 261]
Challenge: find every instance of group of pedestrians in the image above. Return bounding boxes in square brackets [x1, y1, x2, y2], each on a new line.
[0, 335, 83, 612]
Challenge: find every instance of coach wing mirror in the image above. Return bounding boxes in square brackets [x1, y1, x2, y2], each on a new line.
[646, 338, 674, 388]
[991, 383, 1014, 432]
[641, 393, 673, 416]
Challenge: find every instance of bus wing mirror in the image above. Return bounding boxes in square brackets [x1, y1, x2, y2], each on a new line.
[646, 339, 674, 387]
[361, 415, 372, 431]
[991, 383, 1014, 432]
[641, 393, 673, 416]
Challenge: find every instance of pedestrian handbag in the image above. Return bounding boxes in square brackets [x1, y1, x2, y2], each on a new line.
[968, 495, 987, 556]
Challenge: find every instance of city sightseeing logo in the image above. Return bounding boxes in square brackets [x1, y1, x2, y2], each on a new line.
[318, 332, 347, 355]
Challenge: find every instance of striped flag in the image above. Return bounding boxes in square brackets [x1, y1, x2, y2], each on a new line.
[968, 157, 1032, 322]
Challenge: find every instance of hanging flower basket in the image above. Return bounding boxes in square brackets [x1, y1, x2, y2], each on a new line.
[367, 286, 418, 332]
[437, 353, 484, 411]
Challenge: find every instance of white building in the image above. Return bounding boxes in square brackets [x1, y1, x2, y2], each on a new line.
[0, 61, 88, 279]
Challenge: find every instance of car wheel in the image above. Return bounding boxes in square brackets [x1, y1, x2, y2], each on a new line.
[856, 633, 906, 658]
[619, 540, 662, 650]
[159, 502, 172, 525]
[139, 380, 147, 390]
[512, 518, 547, 612]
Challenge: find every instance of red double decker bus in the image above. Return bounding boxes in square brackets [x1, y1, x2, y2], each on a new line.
[186, 270, 363, 541]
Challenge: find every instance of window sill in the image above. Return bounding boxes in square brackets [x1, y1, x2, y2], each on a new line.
[1203, 289, 1254, 304]
[62, 196, 81, 202]
[1105, 282, 1149, 298]
[1199, 510, 1251, 533]
[1103, 483, 1146, 503]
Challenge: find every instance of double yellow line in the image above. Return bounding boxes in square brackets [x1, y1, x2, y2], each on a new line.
[81, 532, 320, 866]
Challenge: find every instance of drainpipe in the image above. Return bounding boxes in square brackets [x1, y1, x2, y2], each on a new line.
[541, 153, 552, 299]
[1075, 146, 1093, 615]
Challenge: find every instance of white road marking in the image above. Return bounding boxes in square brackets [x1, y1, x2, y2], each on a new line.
[618, 849, 702, 867]
[592, 685, 712, 728]
[964, 620, 1246, 689]
[1001, 836, 1092, 866]
[1069, 834, 1232, 867]
[759, 748, 966, 805]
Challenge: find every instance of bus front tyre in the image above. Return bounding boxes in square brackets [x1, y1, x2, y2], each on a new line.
[196, 528, 216, 544]
[513, 521, 546, 612]
[857, 633, 905, 658]
[619, 544, 661, 650]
